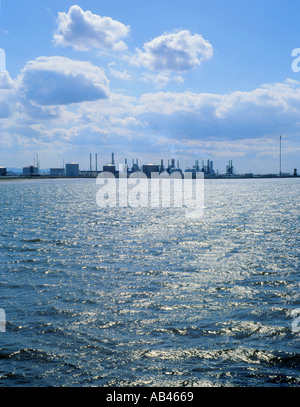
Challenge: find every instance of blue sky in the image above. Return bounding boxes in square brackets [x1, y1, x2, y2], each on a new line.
[0, 0, 300, 173]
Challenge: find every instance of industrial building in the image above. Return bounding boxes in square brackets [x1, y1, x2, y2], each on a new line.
[159, 159, 165, 173]
[65, 163, 79, 177]
[103, 164, 116, 174]
[131, 159, 140, 173]
[169, 167, 183, 175]
[226, 160, 234, 176]
[0, 166, 7, 176]
[184, 167, 197, 178]
[101, 152, 117, 175]
[23, 166, 39, 176]
[50, 168, 65, 177]
[202, 159, 215, 175]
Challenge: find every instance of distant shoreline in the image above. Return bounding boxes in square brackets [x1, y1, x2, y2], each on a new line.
[0, 174, 299, 181]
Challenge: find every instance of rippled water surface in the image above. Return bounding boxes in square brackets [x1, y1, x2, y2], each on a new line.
[0, 178, 299, 387]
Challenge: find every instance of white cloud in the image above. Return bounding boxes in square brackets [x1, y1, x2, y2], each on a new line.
[1, 69, 300, 172]
[0, 71, 16, 118]
[140, 72, 184, 89]
[109, 116, 142, 128]
[0, 71, 14, 89]
[137, 79, 300, 120]
[137, 91, 222, 116]
[53, 5, 130, 51]
[109, 68, 134, 81]
[134, 30, 213, 72]
[18, 56, 110, 106]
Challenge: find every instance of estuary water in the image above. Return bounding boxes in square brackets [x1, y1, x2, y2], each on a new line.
[0, 177, 299, 387]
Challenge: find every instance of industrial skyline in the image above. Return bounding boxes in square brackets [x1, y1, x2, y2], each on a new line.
[1, 147, 298, 179]
[1, 134, 296, 178]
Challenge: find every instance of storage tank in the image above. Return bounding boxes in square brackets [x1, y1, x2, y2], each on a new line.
[103, 164, 115, 174]
[142, 164, 160, 178]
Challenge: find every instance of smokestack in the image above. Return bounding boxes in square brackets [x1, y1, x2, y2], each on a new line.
[112, 152, 115, 165]
[279, 135, 282, 176]
[90, 153, 92, 172]
[95, 154, 97, 172]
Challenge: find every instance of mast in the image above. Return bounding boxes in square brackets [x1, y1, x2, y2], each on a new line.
[279, 135, 282, 177]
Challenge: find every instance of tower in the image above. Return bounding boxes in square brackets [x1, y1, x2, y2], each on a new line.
[279, 135, 282, 176]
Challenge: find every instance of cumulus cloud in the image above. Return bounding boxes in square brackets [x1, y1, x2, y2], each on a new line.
[109, 68, 134, 81]
[0, 98, 12, 118]
[140, 72, 184, 89]
[131, 79, 300, 145]
[2, 69, 300, 173]
[137, 79, 300, 119]
[137, 91, 222, 116]
[0, 71, 14, 89]
[18, 56, 110, 106]
[134, 30, 213, 72]
[53, 5, 130, 51]
[0, 71, 16, 118]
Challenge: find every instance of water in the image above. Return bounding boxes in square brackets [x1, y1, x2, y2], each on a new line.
[0, 177, 299, 387]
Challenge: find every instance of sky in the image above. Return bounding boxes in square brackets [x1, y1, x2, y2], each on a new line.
[0, 0, 300, 173]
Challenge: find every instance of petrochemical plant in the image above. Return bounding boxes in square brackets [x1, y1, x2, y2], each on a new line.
[0, 151, 298, 179]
